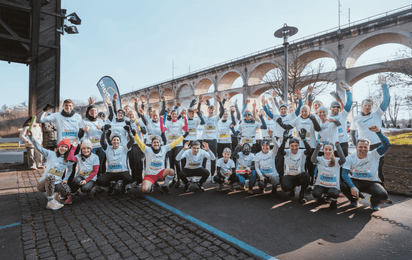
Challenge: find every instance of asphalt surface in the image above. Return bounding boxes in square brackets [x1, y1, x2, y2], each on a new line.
[149, 179, 412, 260]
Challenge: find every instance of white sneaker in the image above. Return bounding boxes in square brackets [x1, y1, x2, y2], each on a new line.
[46, 200, 64, 210]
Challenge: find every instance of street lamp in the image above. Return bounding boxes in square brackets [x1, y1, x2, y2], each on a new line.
[274, 24, 298, 104]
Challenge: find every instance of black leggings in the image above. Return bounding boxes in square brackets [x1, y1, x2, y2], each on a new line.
[217, 143, 231, 159]
[370, 142, 385, 184]
[305, 149, 315, 184]
[202, 139, 217, 176]
[341, 179, 388, 206]
[213, 174, 237, 184]
[312, 186, 340, 199]
[167, 146, 183, 179]
[70, 176, 95, 194]
[281, 172, 310, 193]
[96, 171, 132, 187]
[128, 144, 144, 184]
[179, 168, 210, 185]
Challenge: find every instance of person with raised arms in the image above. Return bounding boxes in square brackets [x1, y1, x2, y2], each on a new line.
[341, 126, 391, 211]
[39, 99, 82, 185]
[132, 123, 189, 194]
[311, 141, 346, 209]
[197, 94, 224, 182]
[176, 141, 215, 192]
[217, 100, 237, 159]
[231, 142, 256, 194]
[350, 75, 390, 186]
[253, 129, 280, 196]
[66, 139, 100, 204]
[214, 148, 237, 191]
[96, 123, 134, 195]
[279, 129, 312, 204]
[137, 101, 162, 146]
[27, 133, 73, 210]
[161, 105, 188, 188]
[231, 99, 267, 154]
[329, 82, 353, 156]
[317, 106, 341, 151]
[77, 98, 107, 176]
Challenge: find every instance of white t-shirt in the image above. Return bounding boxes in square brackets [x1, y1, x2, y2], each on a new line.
[330, 109, 350, 143]
[40, 150, 74, 184]
[290, 117, 317, 148]
[75, 153, 100, 181]
[217, 119, 233, 144]
[176, 149, 215, 169]
[143, 145, 171, 176]
[238, 121, 262, 145]
[187, 117, 202, 141]
[165, 120, 185, 146]
[254, 149, 278, 178]
[110, 120, 128, 147]
[261, 118, 277, 139]
[342, 150, 382, 182]
[350, 108, 384, 145]
[40, 112, 82, 144]
[80, 118, 104, 148]
[318, 120, 339, 150]
[314, 157, 341, 188]
[203, 115, 220, 140]
[143, 115, 161, 145]
[236, 152, 255, 173]
[275, 113, 296, 139]
[216, 158, 236, 177]
[284, 149, 306, 176]
[105, 145, 130, 173]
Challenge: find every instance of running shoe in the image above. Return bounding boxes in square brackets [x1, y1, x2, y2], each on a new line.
[229, 183, 234, 192]
[197, 183, 205, 192]
[161, 185, 170, 194]
[270, 186, 277, 197]
[210, 176, 216, 184]
[370, 204, 380, 211]
[330, 199, 338, 209]
[46, 200, 63, 210]
[216, 184, 223, 191]
[351, 197, 362, 207]
[108, 181, 116, 195]
[298, 191, 307, 204]
[65, 195, 73, 205]
[184, 183, 190, 193]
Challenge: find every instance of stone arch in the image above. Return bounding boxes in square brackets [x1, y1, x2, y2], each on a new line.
[247, 61, 277, 86]
[347, 65, 399, 86]
[217, 69, 245, 91]
[194, 77, 215, 95]
[295, 48, 339, 69]
[121, 98, 129, 107]
[344, 30, 412, 68]
[176, 83, 194, 99]
[140, 95, 147, 104]
[148, 91, 159, 103]
[161, 87, 174, 100]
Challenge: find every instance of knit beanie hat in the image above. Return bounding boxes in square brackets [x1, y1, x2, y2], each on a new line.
[57, 139, 71, 149]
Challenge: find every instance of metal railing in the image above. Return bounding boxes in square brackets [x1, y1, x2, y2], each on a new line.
[131, 4, 412, 93]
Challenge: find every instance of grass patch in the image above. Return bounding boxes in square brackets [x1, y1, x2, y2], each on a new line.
[387, 131, 412, 145]
[0, 142, 25, 150]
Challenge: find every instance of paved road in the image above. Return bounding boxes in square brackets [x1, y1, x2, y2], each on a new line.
[0, 170, 259, 260]
[149, 180, 412, 260]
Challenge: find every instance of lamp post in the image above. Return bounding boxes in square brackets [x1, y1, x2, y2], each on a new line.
[274, 24, 298, 104]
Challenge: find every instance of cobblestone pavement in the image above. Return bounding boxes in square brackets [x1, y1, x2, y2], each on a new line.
[17, 171, 259, 260]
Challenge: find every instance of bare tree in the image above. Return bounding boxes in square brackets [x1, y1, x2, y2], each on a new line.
[263, 52, 336, 103]
[386, 47, 412, 87]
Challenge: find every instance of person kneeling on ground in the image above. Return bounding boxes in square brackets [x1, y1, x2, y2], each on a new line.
[66, 139, 100, 204]
[214, 148, 236, 191]
[279, 129, 312, 203]
[27, 134, 74, 210]
[176, 141, 215, 192]
[254, 130, 280, 196]
[231, 142, 256, 194]
[340, 126, 390, 211]
[96, 124, 134, 195]
[132, 119, 189, 194]
[311, 141, 346, 209]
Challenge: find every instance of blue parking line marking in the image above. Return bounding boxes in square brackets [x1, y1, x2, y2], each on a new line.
[145, 195, 277, 260]
[0, 222, 21, 230]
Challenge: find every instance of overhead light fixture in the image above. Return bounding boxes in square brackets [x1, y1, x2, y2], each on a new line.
[64, 25, 79, 34]
[66, 12, 81, 25]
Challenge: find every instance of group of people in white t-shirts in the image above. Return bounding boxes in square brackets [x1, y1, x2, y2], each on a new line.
[24, 75, 391, 212]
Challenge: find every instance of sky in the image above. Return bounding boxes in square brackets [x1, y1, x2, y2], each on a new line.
[1, 0, 411, 118]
